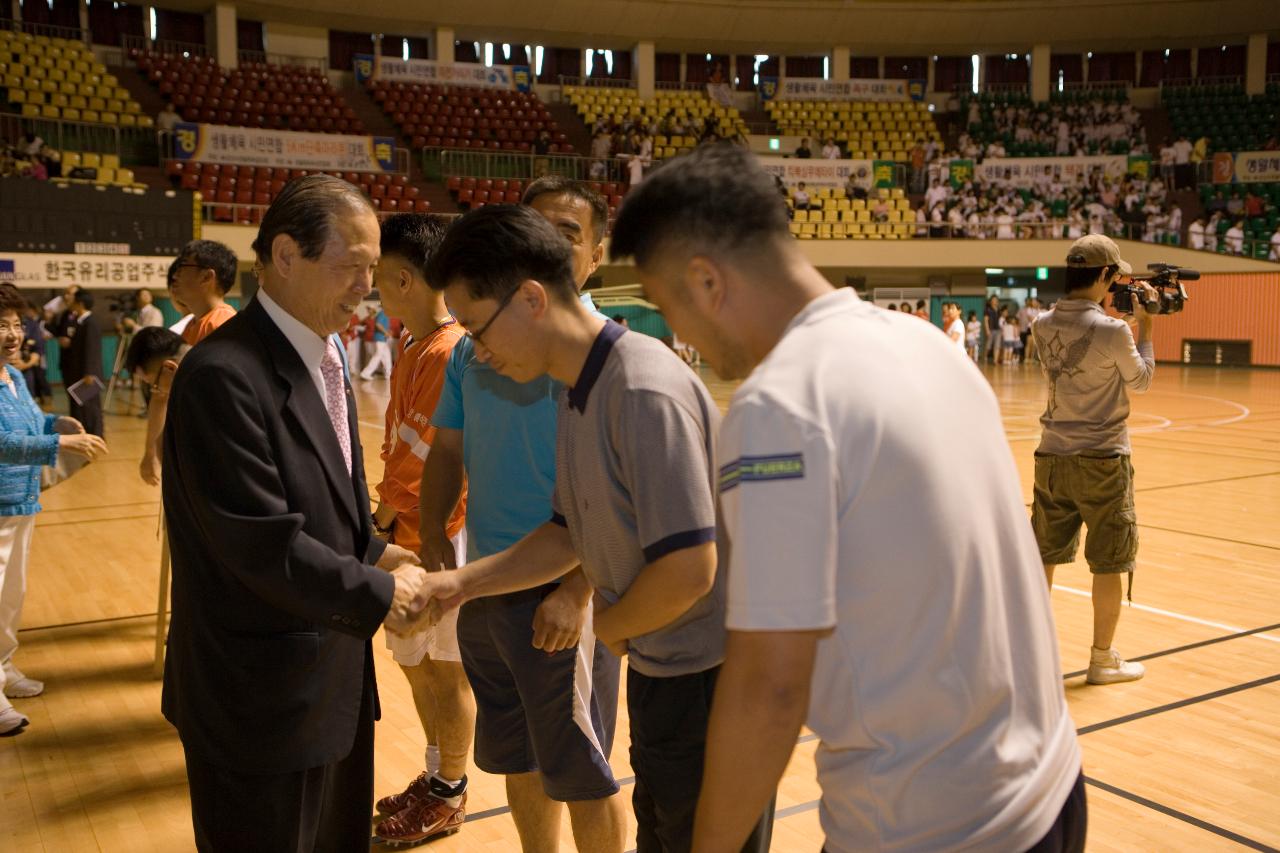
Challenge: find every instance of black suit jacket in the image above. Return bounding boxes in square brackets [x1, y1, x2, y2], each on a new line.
[161, 298, 394, 775]
[62, 312, 102, 384]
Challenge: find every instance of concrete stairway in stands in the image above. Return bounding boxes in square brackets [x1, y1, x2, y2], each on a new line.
[546, 100, 593, 154]
[339, 79, 458, 213]
[107, 61, 169, 122]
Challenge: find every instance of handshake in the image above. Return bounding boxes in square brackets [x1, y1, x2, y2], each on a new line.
[379, 542, 468, 636]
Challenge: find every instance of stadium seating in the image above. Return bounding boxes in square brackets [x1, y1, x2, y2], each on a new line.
[164, 160, 428, 222]
[0, 30, 152, 128]
[1198, 181, 1280, 258]
[57, 150, 143, 188]
[959, 88, 1138, 156]
[566, 86, 748, 158]
[368, 80, 567, 152]
[787, 187, 916, 240]
[766, 99, 940, 161]
[442, 175, 625, 214]
[136, 51, 364, 134]
[1164, 83, 1280, 153]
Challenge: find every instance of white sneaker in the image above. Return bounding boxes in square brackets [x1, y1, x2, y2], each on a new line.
[0, 705, 29, 735]
[4, 676, 44, 698]
[3, 665, 43, 698]
[1087, 647, 1145, 685]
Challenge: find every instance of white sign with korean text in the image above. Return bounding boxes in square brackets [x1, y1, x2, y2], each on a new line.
[0, 253, 175, 290]
[756, 155, 878, 190]
[774, 78, 913, 102]
[974, 155, 1129, 188]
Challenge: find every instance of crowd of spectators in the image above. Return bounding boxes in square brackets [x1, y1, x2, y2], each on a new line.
[0, 132, 62, 180]
[960, 97, 1146, 158]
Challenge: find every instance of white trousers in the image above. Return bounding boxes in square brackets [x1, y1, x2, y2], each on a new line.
[345, 337, 362, 377]
[0, 514, 37, 704]
[360, 341, 393, 379]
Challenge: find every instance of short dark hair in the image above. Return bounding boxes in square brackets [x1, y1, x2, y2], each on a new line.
[125, 326, 184, 373]
[610, 143, 790, 268]
[521, 176, 609, 246]
[178, 239, 238, 294]
[251, 174, 374, 266]
[0, 283, 25, 318]
[379, 213, 452, 280]
[75, 291, 95, 310]
[424, 205, 577, 304]
[1065, 265, 1115, 292]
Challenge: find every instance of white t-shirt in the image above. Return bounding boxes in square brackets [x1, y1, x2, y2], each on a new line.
[945, 317, 965, 350]
[719, 290, 1080, 853]
[1188, 221, 1205, 250]
[1173, 139, 1193, 164]
[1270, 231, 1280, 261]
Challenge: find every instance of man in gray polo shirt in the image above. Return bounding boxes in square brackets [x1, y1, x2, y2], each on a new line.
[412, 205, 769, 852]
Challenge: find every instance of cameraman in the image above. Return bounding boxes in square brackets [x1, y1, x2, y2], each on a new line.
[1031, 235, 1157, 685]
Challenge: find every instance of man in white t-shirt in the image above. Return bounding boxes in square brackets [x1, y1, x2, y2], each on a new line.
[1271, 224, 1280, 261]
[942, 301, 965, 352]
[609, 144, 1084, 853]
[1188, 217, 1206, 250]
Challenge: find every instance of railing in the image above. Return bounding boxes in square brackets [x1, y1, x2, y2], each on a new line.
[237, 50, 328, 74]
[1159, 75, 1244, 91]
[427, 147, 637, 185]
[557, 75, 635, 91]
[0, 17, 88, 44]
[1059, 80, 1131, 94]
[199, 201, 455, 224]
[656, 80, 710, 92]
[122, 34, 208, 60]
[1, 112, 123, 158]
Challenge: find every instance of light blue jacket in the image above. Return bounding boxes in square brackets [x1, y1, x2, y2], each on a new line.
[0, 365, 60, 516]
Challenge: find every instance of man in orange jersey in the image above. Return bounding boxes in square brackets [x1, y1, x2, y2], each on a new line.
[367, 214, 473, 846]
[139, 240, 239, 485]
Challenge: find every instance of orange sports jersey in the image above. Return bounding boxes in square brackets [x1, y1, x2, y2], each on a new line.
[182, 302, 237, 346]
[376, 322, 467, 551]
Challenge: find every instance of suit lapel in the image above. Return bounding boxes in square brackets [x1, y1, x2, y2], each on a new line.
[245, 301, 361, 529]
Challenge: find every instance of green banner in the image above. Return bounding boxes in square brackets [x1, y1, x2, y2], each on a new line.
[872, 160, 897, 188]
[949, 158, 974, 189]
[1127, 154, 1152, 181]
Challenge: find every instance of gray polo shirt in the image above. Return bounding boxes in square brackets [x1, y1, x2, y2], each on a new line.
[551, 321, 726, 678]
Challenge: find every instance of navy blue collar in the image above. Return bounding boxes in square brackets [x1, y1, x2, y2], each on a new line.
[568, 320, 626, 413]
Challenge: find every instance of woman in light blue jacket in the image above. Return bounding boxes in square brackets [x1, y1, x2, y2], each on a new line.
[0, 284, 107, 735]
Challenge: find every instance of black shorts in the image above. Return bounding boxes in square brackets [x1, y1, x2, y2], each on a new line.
[457, 583, 620, 802]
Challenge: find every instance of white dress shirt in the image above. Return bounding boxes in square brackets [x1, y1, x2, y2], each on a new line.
[256, 288, 329, 402]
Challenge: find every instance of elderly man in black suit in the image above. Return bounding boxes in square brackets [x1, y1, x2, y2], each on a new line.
[161, 175, 430, 852]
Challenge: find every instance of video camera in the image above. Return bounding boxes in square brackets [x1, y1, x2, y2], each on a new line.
[1110, 263, 1199, 315]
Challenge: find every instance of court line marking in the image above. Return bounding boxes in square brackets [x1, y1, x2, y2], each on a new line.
[1052, 584, 1280, 645]
[1130, 470, 1280, 495]
[1062, 622, 1280, 680]
[1135, 524, 1280, 553]
[1084, 777, 1280, 852]
[1076, 673, 1280, 736]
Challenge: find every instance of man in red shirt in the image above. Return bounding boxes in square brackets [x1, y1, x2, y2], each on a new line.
[368, 214, 472, 845]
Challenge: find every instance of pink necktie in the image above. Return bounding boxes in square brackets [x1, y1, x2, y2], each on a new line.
[319, 343, 352, 476]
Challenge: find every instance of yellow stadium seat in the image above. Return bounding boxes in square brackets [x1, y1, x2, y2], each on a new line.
[99, 112, 118, 125]
[793, 210, 809, 223]
[8, 89, 25, 104]
[80, 152, 100, 169]
[119, 113, 136, 127]
[100, 153, 119, 170]
[94, 167, 115, 185]
[80, 109, 98, 122]
[20, 103, 38, 117]
[41, 104, 59, 118]
[115, 168, 134, 186]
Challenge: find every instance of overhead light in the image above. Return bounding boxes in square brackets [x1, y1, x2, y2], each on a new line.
[985, 268, 1005, 274]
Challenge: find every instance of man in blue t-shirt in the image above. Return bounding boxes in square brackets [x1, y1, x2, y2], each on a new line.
[415, 177, 626, 851]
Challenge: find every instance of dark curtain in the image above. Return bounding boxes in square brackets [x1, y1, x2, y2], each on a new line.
[1087, 52, 1135, 84]
[1051, 54, 1084, 85]
[453, 41, 479, 63]
[734, 55, 756, 91]
[611, 50, 632, 81]
[21, 0, 50, 25]
[884, 56, 927, 80]
[50, 0, 80, 30]
[1138, 50, 1190, 87]
[237, 20, 265, 53]
[329, 30, 374, 71]
[154, 9, 205, 46]
[1269, 42, 1280, 76]
[1196, 45, 1245, 79]
[934, 56, 971, 92]
[785, 55, 824, 78]
[850, 57, 878, 79]
[538, 47, 580, 83]
[986, 55, 1030, 85]
[655, 52, 681, 82]
[685, 53, 729, 84]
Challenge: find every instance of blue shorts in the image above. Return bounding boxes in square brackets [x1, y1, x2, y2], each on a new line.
[457, 583, 620, 801]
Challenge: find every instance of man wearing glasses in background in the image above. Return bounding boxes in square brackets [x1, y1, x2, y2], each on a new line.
[415, 179, 627, 852]
[138, 240, 238, 485]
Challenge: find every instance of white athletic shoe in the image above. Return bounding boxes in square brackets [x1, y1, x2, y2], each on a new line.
[3, 665, 44, 698]
[1086, 647, 1145, 685]
[0, 705, 29, 735]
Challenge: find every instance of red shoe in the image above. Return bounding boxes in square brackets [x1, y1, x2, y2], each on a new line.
[376, 771, 433, 815]
[374, 792, 466, 846]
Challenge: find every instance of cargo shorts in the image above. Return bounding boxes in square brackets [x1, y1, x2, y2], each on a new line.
[1031, 453, 1138, 574]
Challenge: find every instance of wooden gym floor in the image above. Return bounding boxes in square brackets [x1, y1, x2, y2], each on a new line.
[2, 361, 1278, 852]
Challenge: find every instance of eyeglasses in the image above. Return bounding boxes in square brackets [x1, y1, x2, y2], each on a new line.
[466, 287, 519, 349]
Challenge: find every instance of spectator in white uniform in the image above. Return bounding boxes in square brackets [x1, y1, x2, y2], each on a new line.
[608, 144, 1085, 853]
